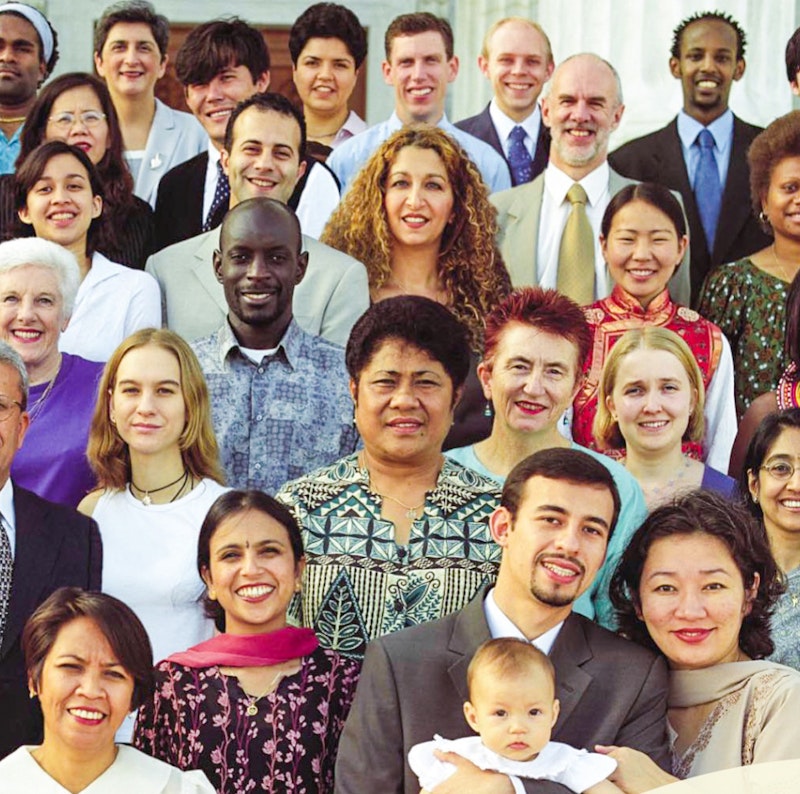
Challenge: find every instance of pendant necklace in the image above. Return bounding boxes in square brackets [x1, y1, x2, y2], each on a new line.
[130, 469, 190, 506]
[244, 669, 289, 716]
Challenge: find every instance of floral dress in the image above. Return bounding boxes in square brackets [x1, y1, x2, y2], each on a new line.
[134, 647, 360, 794]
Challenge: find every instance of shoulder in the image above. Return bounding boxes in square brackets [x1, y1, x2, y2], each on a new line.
[454, 106, 491, 135]
[77, 488, 105, 517]
[565, 612, 664, 669]
[491, 176, 543, 213]
[158, 153, 207, 191]
[303, 235, 365, 272]
[114, 746, 216, 792]
[611, 120, 676, 157]
[439, 457, 502, 500]
[147, 233, 207, 275]
[732, 115, 764, 142]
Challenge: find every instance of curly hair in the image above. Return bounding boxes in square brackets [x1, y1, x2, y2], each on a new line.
[670, 11, 746, 60]
[610, 490, 782, 661]
[321, 125, 510, 350]
[87, 328, 225, 490]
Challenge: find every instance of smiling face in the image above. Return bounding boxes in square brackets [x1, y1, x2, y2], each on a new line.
[352, 339, 457, 466]
[94, 21, 166, 100]
[601, 200, 687, 308]
[202, 509, 304, 636]
[761, 156, 800, 245]
[185, 63, 269, 149]
[45, 85, 110, 166]
[492, 475, 612, 613]
[638, 533, 754, 669]
[606, 347, 696, 457]
[222, 106, 307, 206]
[18, 153, 102, 255]
[109, 344, 186, 459]
[382, 31, 458, 125]
[542, 54, 623, 179]
[464, 666, 558, 762]
[479, 322, 581, 438]
[383, 145, 454, 254]
[669, 19, 744, 123]
[34, 616, 134, 756]
[0, 264, 66, 380]
[0, 13, 46, 107]
[479, 21, 553, 123]
[748, 426, 800, 545]
[293, 37, 358, 118]
[0, 360, 28, 487]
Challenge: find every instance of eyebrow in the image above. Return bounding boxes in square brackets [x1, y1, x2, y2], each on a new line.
[374, 368, 441, 377]
[56, 653, 124, 667]
[646, 567, 733, 579]
[215, 539, 284, 553]
[117, 378, 181, 387]
[536, 504, 610, 529]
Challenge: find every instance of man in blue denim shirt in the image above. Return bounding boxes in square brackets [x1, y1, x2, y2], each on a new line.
[192, 197, 358, 494]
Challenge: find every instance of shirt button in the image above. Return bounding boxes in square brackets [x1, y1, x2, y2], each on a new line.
[255, 414, 263, 422]
[257, 367, 265, 374]
[255, 463, 262, 470]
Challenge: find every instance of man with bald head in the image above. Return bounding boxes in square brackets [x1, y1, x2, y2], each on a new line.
[492, 53, 690, 305]
[456, 17, 554, 185]
[192, 197, 357, 494]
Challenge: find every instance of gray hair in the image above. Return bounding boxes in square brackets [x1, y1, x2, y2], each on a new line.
[0, 238, 80, 320]
[0, 341, 29, 408]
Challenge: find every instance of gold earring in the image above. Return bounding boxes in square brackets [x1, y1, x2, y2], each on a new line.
[208, 588, 217, 600]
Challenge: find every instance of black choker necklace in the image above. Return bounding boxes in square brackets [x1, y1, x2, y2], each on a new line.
[130, 469, 190, 506]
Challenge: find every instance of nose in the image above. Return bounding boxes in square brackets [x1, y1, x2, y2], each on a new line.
[207, 77, 225, 101]
[642, 387, 662, 413]
[786, 463, 800, 491]
[135, 388, 156, 414]
[241, 549, 261, 576]
[76, 669, 104, 698]
[253, 149, 275, 172]
[246, 252, 271, 279]
[404, 182, 424, 208]
[553, 522, 581, 556]
[69, 115, 89, 134]
[16, 295, 36, 321]
[318, 60, 333, 79]
[700, 52, 717, 73]
[632, 236, 651, 260]
[675, 589, 707, 619]
[410, 59, 426, 80]
[522, 368, 545, 396]
[570, 98, 591, 122]
[389, 381, 419, 409]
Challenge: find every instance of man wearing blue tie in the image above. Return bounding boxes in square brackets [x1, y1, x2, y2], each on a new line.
[610, 11, 770, 305]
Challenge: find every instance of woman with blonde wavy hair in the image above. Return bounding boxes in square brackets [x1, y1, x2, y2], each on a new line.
[321, 124, 510, 351]
[79, 328, 228, 740]
[594, 327, 735, 509]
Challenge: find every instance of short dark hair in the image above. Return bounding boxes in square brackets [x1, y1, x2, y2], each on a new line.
[670, 11, 746, 61]
[611, 490, 781, 660]
[786, 27, 800, 82]
[384, 12, 454, 61]
[601, 182, 687, 239]
[501, 448, 621, 538]
[1, 5, 59, 77]
[224, 91, 306, 160]
[94, 0, 169, 59]
[175, 18, 270, 87]
[289, 3, 367, 69]
[15, 141, 105, 254]
[740, 408, 800, 522]
[345, 296, 471, 392]
[23, 587, 154, 710]
[197, 490, 304, 632]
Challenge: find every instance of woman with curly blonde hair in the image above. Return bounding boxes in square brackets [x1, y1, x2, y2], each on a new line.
[79, 328, 228, 741]
[322, 124, 510, 350]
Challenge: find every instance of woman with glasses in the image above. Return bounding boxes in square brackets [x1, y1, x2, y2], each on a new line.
[742, 408, 800, 669]
[0, 72, 154, 268]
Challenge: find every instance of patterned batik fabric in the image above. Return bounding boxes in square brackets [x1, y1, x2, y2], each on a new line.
[134, 647, 360, 794]
[698, 258, 788, 418]
[276, 455, 502, 658]
[769, 566, 800, 671]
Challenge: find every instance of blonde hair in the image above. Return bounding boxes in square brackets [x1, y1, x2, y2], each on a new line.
[87, 328, 225, 489]
[480, 17, 553, 63]
[594, 327, 705, 450]
[321, 125, 510, 350]
[467, 638, 555, 700]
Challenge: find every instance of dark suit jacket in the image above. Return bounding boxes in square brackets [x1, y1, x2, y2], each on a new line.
[0, 485, 101, 759]
[153, 151, 338, 252]
[609, 115, 771, 304]
[456, 104, 549, 186]
[334, 590, 669, 794]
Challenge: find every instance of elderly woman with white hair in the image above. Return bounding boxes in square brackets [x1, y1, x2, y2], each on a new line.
[0, 237, 103, 506]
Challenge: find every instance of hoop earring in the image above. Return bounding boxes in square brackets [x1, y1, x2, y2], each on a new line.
[759, 210, 770, 226]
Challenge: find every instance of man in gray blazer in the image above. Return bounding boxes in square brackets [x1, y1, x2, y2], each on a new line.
[492, 53, 690, 306]
[335, 448, 668, 794]
[146, 93, 368, 347]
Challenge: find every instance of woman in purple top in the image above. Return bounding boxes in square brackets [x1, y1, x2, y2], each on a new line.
[0, 237, 102, 505]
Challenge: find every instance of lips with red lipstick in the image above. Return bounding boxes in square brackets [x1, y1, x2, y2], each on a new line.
[672, 628, 714, 644]
[68, 706, 107, 725]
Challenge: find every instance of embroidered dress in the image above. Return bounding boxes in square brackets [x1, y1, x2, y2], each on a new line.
[769, 566, 800, 671]
[276, 455, 501, 658]
[575, 286, 728, 462]
[133, 647, 360, 794]
[698, 258, 788, 417]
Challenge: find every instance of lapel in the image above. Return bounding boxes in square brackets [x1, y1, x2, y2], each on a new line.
[190, 230, 228, 314]
[1, 487, 57, 659]
[445, 592, 492, 702]
[136, 99, 174, 205]
[548, 614, 594, 729]
[499, 175, 544, 286]
[185, 153, 209, 231]
[532, 125, 550, 178]
[477, 106, 506, 160]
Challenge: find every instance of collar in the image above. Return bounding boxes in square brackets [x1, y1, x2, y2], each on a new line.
[207, 140, 221, 166]
[545, 160, 610, 206]
[0, 477, 14, 533]
[215, 317, 302, 370]
[677, 108, 734, 154]
[387, 111, 450, 133]
[489, 99, 542, 146]
[483, 588, 563, 654]
[80, 251, 119, 288]
[606, 284, 674, 319]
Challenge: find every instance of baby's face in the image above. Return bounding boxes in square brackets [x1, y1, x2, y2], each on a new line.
[463, 667, 559, 762]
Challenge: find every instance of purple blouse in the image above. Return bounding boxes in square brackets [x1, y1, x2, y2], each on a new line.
[134, 646, 361, 793]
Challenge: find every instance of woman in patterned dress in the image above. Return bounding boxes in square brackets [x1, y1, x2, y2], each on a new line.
[134, 490, 360, 794]
[599, 491, 800, 791]
[698, 111, 800, 418]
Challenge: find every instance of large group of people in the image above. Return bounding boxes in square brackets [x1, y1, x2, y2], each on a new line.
[1, 1, 800, 793]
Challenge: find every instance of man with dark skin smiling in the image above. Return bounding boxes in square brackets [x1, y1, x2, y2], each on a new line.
[610, 11, 769, 303]
[191, 197, 357, 495]
[335, 448, 668, 794]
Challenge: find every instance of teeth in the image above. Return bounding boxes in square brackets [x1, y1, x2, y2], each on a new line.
[70, 708, 104, 720]
[543, 561, 577, 577]
[781, 500, 800, 508]
[697, 80, 717, 87]
[209, 109, 232, 118]
[630, 269, 656, 276]
[50, 212, 75, 220]
[640, 421, 668, 428]
[250, 178, 277, 188]
[13, 330, 41, 339]
[570, 130, 591, 137]
[237, 585, 274, 598]
[408, 87, 433, 96]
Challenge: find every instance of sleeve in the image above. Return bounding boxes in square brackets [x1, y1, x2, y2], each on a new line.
[703, 335, 737, 472]
[749, 672, 800, 763]
[317, 258, 370, 347]
[558, 750, 617, 793]
[174, 769, 217, 794]
[697, 266, 745, 353]
[123, 271, 163, 335]
[407, 740, 457, 791]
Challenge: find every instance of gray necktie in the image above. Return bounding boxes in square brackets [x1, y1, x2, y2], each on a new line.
[0, 517, 12, 647]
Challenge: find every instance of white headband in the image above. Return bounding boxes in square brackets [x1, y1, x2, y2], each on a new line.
[0, 2, 54, 65]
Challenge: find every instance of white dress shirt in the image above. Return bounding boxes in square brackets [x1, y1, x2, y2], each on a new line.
[483, 588, 563, 653]
[489, 99, 542, 160]
[201, 142, 222, 224]
[0, 478, 15, 559]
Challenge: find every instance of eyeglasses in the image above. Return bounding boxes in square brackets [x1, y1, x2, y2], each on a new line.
[48, 111, 107, 129]
[0, 396, 23, 422]
[760, 461, 800, 481]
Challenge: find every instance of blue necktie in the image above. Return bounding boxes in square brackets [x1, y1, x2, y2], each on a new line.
[203, 160, 230, 232]
[507, 126, 533, 186]
[693, 129, 722, 251]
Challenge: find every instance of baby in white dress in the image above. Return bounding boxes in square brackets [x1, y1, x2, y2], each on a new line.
[409, 638, 621, 794]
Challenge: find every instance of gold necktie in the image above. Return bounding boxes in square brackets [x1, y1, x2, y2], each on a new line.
[557, 183, 595, 304]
